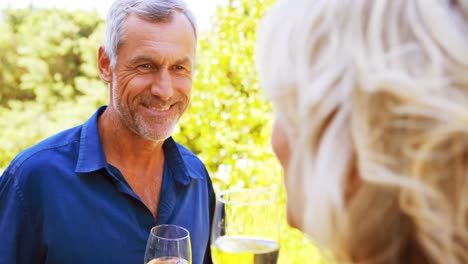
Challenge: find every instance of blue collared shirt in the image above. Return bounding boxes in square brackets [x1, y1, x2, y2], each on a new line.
[0, 106, 215, 264]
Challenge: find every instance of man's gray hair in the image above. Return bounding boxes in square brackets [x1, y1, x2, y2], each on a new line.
[104, 0, 197, 69]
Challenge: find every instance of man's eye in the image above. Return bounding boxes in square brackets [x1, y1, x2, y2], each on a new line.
[173, 65, 184, 71]
[138, 64, 154, 71]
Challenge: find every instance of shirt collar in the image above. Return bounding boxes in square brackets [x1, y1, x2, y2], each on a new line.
[163, 137, 193, 186]
[75, 106, 195, 186]
[75, 106, 108, 173]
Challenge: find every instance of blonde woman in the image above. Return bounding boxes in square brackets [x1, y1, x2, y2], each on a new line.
[256, 0, 468, 263]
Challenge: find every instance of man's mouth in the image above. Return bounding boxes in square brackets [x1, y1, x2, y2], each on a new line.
[149, 105, 170, 112]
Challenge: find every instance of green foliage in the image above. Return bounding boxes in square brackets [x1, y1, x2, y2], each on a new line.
[0, 7, 107, 168]
[0, 3, 325, 263]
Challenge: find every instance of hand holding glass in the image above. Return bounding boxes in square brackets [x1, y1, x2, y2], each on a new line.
[144, 224, 191, 264]
[211, 188, 279, 264]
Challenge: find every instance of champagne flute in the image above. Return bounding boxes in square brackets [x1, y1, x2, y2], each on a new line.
[211, 188, 279, 264]
[144, 224, 191, 264]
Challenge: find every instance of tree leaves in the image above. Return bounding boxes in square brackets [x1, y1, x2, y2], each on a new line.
[0, 7, 106, 167]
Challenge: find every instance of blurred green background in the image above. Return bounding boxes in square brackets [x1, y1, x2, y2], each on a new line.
[0, 1, 324, 263]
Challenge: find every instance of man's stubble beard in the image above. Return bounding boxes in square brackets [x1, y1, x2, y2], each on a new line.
[111, 78, 178, 142]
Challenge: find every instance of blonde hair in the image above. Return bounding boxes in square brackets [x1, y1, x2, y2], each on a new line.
[256, 0, 468, 263]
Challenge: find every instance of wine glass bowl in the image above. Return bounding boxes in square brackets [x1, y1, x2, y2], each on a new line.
[211, 188, 279, 264]
[144, 224, 191, 264]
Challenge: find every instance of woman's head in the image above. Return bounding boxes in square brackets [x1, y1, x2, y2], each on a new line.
[256, 0, 468, 262]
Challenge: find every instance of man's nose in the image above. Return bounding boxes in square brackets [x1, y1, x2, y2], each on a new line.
[150, 69, 173, 101]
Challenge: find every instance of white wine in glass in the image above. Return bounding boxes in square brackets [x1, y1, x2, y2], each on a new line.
[144, 224, 191, 264]
[211, 188, 279, 264]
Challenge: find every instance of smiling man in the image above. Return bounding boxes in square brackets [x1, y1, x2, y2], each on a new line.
[0, 1, 215, 264]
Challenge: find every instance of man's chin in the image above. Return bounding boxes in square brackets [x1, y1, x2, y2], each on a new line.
[139, 127, 175, 142]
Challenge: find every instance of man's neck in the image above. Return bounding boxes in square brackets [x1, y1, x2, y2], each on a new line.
[97, 108, 166, 220]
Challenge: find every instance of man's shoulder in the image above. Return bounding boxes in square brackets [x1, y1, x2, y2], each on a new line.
[4, 125, 83, 177]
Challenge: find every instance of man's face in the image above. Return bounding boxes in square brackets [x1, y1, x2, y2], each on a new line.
[109, 12, 196, 142]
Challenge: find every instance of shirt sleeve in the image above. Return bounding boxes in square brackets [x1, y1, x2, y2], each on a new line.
[0, 169, 41, 264]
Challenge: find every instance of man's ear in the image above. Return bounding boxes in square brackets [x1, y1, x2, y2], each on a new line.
[98, 46, 112, 83]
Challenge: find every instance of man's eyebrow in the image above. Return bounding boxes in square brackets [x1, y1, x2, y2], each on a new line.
[174, 56, 193, 67]
[128, 55, 155, 65]
[129, 55, 193, 67]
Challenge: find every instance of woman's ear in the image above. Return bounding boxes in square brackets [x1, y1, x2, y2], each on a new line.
[98, 46, 112, 83]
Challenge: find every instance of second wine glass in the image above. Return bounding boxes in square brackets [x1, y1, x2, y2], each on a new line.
[211, 188, 279, 264]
